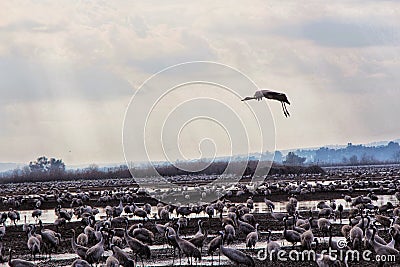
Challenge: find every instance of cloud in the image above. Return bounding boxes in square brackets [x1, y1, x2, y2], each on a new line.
[125, 31, 217, 73]
[0, 1, 400, 164]
[0, 97, 129, 165]
[0, 56, 133, 103]
[0, 20, 65, 33]
[277, 18, 400, 48]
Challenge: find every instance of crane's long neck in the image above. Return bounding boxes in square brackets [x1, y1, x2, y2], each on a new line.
[241, 96, 257, 101]
[28, 227, 33, 238]
[371, 227, 382, 251]
[388, 235, 396, 248]
[174, 234, 181, 242]
[197, 221, 202, 235]
[284, 220, 288, 234]
[71, 231, 77, 249]
[124, 226, 130, 239]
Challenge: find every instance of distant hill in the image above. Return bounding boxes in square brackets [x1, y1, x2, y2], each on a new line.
[1, 138, 399, 171]
[365, 139, 400, 147]
[292, 140, 400, 165]
[0, 163, 20, 172]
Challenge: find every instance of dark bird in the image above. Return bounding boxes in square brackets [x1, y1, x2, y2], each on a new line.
[8, 248, 37, 267]
[218, 232, 254, 267]
[242, 89, 291, 117]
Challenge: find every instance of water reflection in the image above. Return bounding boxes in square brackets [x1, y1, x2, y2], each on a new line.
[1, 193, 396, 267]
[6, 194, 398, 227]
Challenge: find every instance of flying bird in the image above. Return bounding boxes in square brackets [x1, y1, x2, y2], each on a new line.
[241, 89, 291, 117]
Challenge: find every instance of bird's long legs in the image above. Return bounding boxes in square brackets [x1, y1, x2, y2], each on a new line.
[285, 104, 290, 117]
[285, 103, 290, 117]
[172, 247, 176, 265]
[281, 102, 290, 117]
[281, 102, 287, 117]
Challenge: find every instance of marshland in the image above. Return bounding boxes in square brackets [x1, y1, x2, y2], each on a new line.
[0, 163, 399, 266]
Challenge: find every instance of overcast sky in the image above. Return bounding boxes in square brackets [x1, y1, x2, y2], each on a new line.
[1, 1, 400, 165]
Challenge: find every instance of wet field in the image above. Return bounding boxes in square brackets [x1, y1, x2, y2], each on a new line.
[0, 165, 400, 266]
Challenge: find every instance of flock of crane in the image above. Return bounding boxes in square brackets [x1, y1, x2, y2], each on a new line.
[0, 165, 399, 266]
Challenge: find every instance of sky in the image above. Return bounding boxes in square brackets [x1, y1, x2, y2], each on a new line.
[1, 1, 400, 166]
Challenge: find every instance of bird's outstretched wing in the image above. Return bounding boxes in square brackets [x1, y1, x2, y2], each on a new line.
[254, 90, 265, 100]
[259, 90, 290, 105]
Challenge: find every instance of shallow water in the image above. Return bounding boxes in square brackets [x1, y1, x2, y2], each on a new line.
[257, 193, 398, 212]
[1, 194, 395, 266]
[7, 194, 398, 226]
[0, 232, 350, 267]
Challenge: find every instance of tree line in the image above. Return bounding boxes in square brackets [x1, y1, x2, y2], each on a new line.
[0, 156, 325, 184]
[288, 141, 400, 165]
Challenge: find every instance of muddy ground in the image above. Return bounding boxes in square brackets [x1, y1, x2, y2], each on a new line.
[0, 174, 398, 266]
[0, 212, 398, 266]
